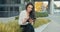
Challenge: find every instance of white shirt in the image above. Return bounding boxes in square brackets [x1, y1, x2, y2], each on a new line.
[18, 10, 29, 25]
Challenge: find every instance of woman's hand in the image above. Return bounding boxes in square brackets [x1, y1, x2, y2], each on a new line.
[29, 19, 33, 22]
[29, 18, 34, 25]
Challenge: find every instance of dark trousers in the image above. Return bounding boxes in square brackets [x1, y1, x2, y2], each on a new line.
[20, 23, 34, 32]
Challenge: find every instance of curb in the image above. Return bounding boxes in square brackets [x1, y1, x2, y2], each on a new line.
[35, 22, 51, 32]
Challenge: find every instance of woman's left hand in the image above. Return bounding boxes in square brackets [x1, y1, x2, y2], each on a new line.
[29, 18, 34, 25]
[29, 18, 33, 22]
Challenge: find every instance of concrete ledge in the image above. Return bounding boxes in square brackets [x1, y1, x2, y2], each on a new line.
[35, 22, 51, 32]
[0, 17, 15, 23]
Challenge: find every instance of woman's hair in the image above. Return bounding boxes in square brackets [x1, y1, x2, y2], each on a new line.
[26, 2, 36, 22]
[26, 3, 34, 10]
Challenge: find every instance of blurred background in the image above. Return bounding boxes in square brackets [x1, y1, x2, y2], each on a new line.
[0, 0, 60, 18]
[0, 0, 60, 32]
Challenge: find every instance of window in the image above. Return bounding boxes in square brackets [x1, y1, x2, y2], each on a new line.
[54, 1, 60, 14]
[0, 0, 21, 17]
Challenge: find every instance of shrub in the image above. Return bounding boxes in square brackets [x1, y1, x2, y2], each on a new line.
[15, 16, 19, 20]
[35, 12, 48, 18]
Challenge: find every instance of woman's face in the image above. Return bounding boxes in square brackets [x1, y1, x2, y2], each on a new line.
[26, 5, 33, 13]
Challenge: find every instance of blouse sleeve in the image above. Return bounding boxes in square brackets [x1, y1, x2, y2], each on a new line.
[18, 11, 25, 25]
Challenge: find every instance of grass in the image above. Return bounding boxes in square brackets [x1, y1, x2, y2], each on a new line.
[33, 18, 51, 28]
[0, 20, 21, 32]
[0, 18, 51, 32]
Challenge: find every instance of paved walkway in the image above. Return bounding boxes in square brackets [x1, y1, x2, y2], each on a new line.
[42, 21, 60, 32]
[35, 13, 60, 32]
[48, 14, 60, 24]
[35, 22, 50, 32]
[42, 14, 60, 32]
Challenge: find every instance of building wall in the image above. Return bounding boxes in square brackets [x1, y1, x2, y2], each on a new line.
[0, 0, 21, 17]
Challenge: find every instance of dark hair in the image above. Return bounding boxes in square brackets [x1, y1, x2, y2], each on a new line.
[26, 3, 36, 22]
[26, 3, 34, 10]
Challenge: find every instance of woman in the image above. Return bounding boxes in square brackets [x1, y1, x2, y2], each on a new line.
[18, 3, 36, 32]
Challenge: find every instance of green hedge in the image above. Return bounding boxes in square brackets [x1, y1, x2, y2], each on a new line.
[35, 12, 48, 18]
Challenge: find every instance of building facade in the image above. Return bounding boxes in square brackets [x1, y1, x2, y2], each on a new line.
[0, 0, 25, 17]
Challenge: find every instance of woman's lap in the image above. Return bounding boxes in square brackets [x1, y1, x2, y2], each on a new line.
[27, 23, 34, 32]
[20, 23, 34, 32]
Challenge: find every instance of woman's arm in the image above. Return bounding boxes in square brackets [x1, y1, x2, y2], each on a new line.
[19, 12, 28, 25]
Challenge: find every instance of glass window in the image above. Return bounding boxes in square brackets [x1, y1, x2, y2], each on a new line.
[0, 0, 21, 17]
[54, 1, 60, 15]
